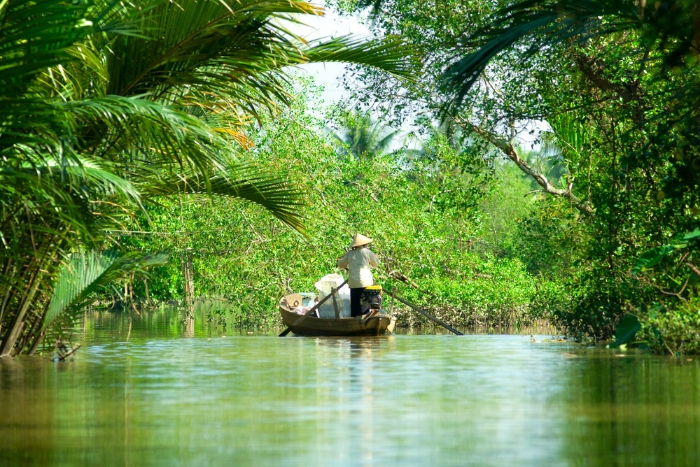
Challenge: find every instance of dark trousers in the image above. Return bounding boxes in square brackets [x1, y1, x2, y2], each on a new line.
[350, 287, 366, 317]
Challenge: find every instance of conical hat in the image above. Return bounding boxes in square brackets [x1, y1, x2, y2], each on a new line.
[350, 233, 373, 248]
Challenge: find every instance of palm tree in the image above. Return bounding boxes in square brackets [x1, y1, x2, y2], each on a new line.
[0, 0, 414, 356]
[440, 0, 700, 111]
[438, 1, 700, 182]
[427, 0, 700, 214]
[329, 110, 400, 161]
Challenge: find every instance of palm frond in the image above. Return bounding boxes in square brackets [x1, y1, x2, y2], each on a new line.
[330, 110, 400, 160]
[105, 0, 320, 97]
[141, 168, 307, 234]
[548, 110, 590, 159]
[67, 95, 233, 172]
[43, 249, 169, 330]
[0, 98, 66, 151]
[0, 0, 135, 153]
[7, 154, 140, 200]
[0, 0, 99, 97]
[34, 41, 109, 100]
[0, 156, 143, 250]
[301, 35, 416, 81]
[100, 0, 414, 120]
[375, 129, 400, 153]
[441, 0, 639, 114]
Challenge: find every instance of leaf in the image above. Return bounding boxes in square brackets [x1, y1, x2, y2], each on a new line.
[43, 250, 169, 330]
[631, 244, 675, 275]
[439, 0, 643, 116]
[613, 314, 641, 347]
[682, 228, 700, 241]
[141, 167, 307, 235]
[302, 35, 416, 81]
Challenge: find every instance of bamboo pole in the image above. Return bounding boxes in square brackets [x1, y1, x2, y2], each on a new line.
[393, 295, 464, 336]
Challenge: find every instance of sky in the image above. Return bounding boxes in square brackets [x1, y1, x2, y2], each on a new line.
[292, 4, 371, 105]
[288, 4, 424, 148]
[288, 3, 544, 148]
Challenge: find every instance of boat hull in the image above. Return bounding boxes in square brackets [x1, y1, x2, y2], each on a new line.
[279, 295, 396, 336]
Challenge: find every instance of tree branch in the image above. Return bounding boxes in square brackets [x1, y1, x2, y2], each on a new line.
[468, 124, 593, 214]
[576, 55, 635, 102]
[575, 54, 644, 124]
[686, 262, 700, 277]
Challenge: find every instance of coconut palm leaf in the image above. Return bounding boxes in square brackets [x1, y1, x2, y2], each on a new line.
[35, 43, 110, 101]
[443, 0, 700, 114]
[3, 95, 234, 204]
[301, 35, 415, 80]
[441, 0, 642, 113]
[103, 1, 413, 110]
[0, 157, 144, 250]
[0, 0, 97, 95]
[548, 110, 590, 160]
[67, 95, 234, 173]
[104, 0, 318, 97]
[0, 0, 142, 150]
[43, 249, 169, 330]
[142, 168, 307, 234]
[5, 154, 140, 200]
[330, 110, 400, 161]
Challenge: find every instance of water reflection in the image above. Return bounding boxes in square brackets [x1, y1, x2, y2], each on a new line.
[559, 350, 700, 466]
[1, 317, 700, 467]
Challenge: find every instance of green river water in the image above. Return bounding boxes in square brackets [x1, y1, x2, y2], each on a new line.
[1, 309, 699, 466]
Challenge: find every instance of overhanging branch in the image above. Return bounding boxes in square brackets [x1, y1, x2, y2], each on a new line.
[469, 124, 593, 215]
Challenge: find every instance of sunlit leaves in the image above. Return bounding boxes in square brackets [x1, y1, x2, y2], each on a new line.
[0, 0, 416, 355]
[44, 249, 169, 331]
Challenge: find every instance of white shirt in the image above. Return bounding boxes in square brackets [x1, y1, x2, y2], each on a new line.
[337, 248, 379, 288]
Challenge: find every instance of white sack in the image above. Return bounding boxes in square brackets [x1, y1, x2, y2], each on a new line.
[314, 274, 351, 318]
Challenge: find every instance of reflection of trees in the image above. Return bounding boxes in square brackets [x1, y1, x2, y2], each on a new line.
[311, 336, 394, 464]
[560, 355, 700, 465]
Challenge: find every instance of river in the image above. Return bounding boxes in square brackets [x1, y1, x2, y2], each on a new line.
[1, 309, 699, 466]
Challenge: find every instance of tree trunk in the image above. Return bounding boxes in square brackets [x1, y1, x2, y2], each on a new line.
[0, 263, 45, 356]
[181, 250, 195, 337]
[182, 251, 194, 309]
[143, 278, 151, 305]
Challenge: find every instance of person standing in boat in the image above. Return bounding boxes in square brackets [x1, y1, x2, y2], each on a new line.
[337, 234, 379, 317]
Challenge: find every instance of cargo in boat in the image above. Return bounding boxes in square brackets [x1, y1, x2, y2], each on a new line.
[279, 287, 396, 336]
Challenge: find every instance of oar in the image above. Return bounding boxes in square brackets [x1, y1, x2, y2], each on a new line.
[279, 279, 349, 337]
[393, 294, 463, 336]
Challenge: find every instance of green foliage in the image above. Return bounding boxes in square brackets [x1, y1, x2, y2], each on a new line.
[641, 298, 700, 355]
[328, 109, 401, 161]
[479, 161, 536, 253]
[632, 229, 700, 275]
[333, 0, 700, 351]
[118, 88, 541, 329]
[405, 255, 537, 329]
[632, 246, 678, 276]
[0, 0, 416, 355]
[5, 0, 698, 352]
[612, 314, 641, 347]
[510, 199, 580, 279]
[44, 249, 168, 332]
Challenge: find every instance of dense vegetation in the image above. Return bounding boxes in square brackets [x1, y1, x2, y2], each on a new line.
[2, 0, 699, 355]
[0, 0, 409, 356]
[120, 87, 542, 332]
[333, 0, 700, 352]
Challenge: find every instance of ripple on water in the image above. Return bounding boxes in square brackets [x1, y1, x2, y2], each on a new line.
[1, 332, 699, 467]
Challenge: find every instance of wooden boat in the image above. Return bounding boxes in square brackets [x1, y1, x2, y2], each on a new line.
[279, 293, 396, 336]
